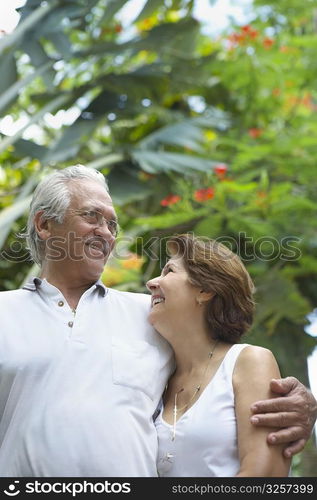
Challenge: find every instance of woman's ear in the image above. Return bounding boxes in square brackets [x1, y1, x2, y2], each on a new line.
[196, 290, 214, 305]
[34, 211, 51, 241]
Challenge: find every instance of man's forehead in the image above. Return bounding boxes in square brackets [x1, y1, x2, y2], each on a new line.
[69, 179, 113, 205]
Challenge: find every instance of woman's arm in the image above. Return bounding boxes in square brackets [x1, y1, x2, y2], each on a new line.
[233, 345, 291, 477]
[250, 377, 317, 457]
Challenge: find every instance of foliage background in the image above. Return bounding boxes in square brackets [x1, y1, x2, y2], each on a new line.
[0, 0, 316, 475]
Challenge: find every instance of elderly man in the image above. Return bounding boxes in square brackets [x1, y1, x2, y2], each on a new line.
[0, 164, 316, 477]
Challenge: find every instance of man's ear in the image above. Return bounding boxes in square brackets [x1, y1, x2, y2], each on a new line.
[34, 211, 51, 241]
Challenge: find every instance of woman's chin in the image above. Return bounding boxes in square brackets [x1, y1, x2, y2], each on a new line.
[148, 312, 157, 326]
[148, 312, 162, 331]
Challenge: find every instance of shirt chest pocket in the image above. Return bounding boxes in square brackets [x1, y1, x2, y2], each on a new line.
[111, 339, 160, 401]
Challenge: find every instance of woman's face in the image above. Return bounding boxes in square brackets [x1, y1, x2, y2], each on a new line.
[146, 256, 201, 335]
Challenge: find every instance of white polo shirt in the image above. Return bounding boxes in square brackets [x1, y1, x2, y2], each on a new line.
[0, 278, 174, 477]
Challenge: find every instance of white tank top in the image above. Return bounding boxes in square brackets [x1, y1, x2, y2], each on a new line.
[155, 343, 249, 477]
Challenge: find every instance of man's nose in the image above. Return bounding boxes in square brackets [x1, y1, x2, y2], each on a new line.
[94, 222, 115, 240]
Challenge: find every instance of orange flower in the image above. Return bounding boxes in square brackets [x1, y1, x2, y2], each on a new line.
[301, 92, 314, 109]
[214, 163, 228, 179]
[257, 191, 267, 199]
[263, 37, 274, 49]
[248, 128, 263, 138]
[255, 191, 268, 207]
[122, 253, 144, 271]
[249, 28, 259, 39]
[160, 194, 181, 207]
[194, 187, 215, 202]
[228, 32, 247, 45]
[272, 88, 281, 97]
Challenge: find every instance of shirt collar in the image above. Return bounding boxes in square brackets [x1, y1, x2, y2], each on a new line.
[22, 277, 108, 297]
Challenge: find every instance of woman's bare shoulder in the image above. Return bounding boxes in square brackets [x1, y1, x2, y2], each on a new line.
[234, 344, 280, 386]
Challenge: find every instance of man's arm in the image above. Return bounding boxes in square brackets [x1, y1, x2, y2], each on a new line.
[250, 376, 317, 458]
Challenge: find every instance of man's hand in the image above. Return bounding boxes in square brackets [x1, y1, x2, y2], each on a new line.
[250, 376, 317, 458]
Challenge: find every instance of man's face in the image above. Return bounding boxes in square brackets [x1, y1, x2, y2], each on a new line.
[44, 179, 117, 282]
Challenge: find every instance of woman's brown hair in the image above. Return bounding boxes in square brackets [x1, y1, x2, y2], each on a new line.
[167, 234, 255, 343]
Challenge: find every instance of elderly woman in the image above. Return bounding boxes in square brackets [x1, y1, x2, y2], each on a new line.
[147, 234, 291, 477]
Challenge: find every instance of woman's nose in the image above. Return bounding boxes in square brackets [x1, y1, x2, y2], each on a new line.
[146, 277, 159, 292]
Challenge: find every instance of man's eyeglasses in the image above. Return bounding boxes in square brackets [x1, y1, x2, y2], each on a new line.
[73, 210, 119, 237]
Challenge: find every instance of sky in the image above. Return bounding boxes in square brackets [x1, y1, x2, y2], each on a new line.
[1, 0, 317, 410]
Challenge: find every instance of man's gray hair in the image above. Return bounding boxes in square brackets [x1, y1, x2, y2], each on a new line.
[25, 164, 109, 265]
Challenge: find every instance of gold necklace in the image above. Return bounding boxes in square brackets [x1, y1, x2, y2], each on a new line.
[171, 339, 219, 441]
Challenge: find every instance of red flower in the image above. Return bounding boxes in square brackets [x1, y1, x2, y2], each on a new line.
[248, 128, 263, 139]
[214, 163, 228, 179]
[263, 37, 274, 49]
[160, 194, 181, 207]
[228, 26, 259, 47]
[241, 25, 252, 33]
[194, 187, 215, 202]
[241, 25, 259, 39]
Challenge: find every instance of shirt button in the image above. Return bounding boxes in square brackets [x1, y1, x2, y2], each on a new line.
[58, 300, 64, 307]
[68, 321, 74, 328]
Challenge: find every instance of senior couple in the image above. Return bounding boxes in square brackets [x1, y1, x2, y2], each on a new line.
[0, 164, 316, 477]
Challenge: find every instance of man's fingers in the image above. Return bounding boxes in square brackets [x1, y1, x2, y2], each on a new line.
[251, 398, 295, 415]
[269, 376, 298, 396]
[266, 426, 304, 445]
[251, 411, 299, 428]
[283, 439, 306, 458]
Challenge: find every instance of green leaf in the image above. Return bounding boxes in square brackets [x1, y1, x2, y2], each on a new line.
[0, 196, 32, 248]
[132, 18, 200, 54]
[134, 0, 163, 23]
[0, 94, 70, 154]
[85, 90, 121, 115]
[42, 116, 100, 164]
[138, 120, 205, 153]
[134, 208, 208, 230]
[0, 1, 58, 53]
[14, 139, 48, 161]
[0, 61, 54, 116]
[101, 0, 131, 23]
[131, 150, 217, 174]
[47, 33, 72, 58]
[100, 67, 169, 101]
[194, 214, 225, 238]
[22, 39, 55, 89]
[107, 167, 153, 205]
[0, 53, 17, 101]
[254, 270, 311, 335]
[192, 108, 231, 130]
